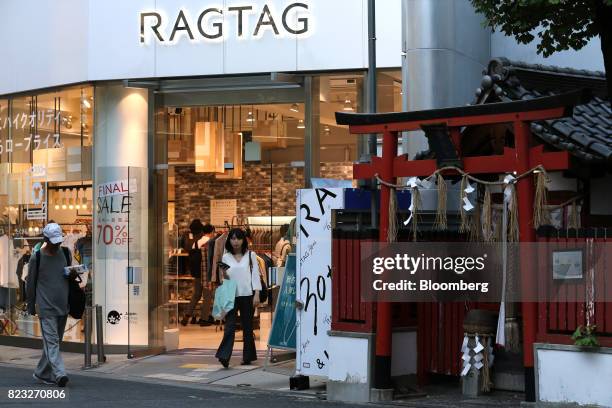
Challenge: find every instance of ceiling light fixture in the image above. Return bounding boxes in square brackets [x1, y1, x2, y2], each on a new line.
[75, 189, 81, 210]
[62, 115, 73, 129]
[289, 103, 299, 113]
[343, 96, 354, 111]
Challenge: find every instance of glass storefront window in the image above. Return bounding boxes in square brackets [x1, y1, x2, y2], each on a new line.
[0, 85, 94, 342]
[1, 72, 401, 349]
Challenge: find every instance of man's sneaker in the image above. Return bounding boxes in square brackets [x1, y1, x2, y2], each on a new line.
[56, 376, 69, 387]
[32, 373, 54, 385]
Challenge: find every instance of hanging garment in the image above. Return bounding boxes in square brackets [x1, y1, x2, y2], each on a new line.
[0, 236, 19, 289]
[256, 255, 267, 286]
[207, 234, 219, 282]
[272, 237, 291, 266]
[259, 253, 273, 277]
[287, 217, 297, 245]
[74, 237, 92, 270]
[8, 240, 21, 288]
[0, 234, 8, 288]
[212, 232, 228, 283]
[16, 253, 31, 302]
[62, 232, 83, 261]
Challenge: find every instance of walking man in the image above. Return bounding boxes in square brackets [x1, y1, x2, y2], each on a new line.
[26, 223, 71, 387]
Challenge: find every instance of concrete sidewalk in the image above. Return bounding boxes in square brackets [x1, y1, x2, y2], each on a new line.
[0, 345, 326, 396]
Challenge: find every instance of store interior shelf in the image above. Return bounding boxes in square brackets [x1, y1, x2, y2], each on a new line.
[164, 275, 195, 281]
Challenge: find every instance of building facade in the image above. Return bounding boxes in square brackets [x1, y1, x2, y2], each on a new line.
[0, 1, 607, 393]
[0, 0, 405, 352]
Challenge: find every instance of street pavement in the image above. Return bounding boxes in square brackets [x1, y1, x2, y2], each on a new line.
[0, 346, 525, 407]
[0, 365, 339, 408]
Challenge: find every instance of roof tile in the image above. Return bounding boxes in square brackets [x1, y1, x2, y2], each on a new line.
[491, 59, 610, 165]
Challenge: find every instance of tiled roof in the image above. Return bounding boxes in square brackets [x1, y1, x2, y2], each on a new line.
[476, 58, 611, 166]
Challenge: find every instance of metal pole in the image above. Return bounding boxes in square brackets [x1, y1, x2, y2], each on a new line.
[83, 306, 93, 369]
[367, 0, 377, 156]
[95, 305, 107, 364]
[367, 0, 379, 229]
[304, 76, 320, 188]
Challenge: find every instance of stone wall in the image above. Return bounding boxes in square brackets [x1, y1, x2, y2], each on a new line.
[174, 162, 353, 229]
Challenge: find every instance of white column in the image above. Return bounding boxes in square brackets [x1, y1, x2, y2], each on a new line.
[93, 84, 149, 346]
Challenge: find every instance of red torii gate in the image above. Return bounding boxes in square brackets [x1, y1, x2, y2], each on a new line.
[335, 90, 587, 401]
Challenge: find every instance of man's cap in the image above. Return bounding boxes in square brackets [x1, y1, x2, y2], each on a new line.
[43, 223, 64, 244]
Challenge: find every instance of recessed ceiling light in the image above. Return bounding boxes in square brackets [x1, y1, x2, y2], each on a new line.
[343, 97, 354, 111]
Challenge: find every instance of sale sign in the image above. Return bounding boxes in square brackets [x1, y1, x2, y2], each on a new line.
[94, 169, 149, 346]
[96, 179, 137, 247]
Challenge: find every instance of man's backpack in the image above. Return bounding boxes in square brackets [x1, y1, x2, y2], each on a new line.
[35, 247, 86, 320]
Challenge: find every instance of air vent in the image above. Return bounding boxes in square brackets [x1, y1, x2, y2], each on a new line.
[330, 78, 357, 88]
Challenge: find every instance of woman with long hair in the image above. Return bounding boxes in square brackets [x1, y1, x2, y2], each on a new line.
[215, 228, 261, 367]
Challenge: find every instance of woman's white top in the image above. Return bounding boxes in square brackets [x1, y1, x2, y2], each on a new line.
[222, 250, 262, 297]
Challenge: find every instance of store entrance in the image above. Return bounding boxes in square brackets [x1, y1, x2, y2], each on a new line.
[149, 74, 364, 356]
[158, 102, 305, 352]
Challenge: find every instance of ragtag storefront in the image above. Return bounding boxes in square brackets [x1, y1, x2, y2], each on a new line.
[0, 0, 402, 354]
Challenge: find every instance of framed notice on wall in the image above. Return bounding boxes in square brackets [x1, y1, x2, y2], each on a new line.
[210, 199, 237, 227]
[552, 249, 583, 280]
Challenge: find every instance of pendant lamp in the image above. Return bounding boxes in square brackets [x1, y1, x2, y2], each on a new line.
[195, 122, 225, 173]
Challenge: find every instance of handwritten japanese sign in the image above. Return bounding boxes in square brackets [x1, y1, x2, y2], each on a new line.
[296, 188, 344, 377]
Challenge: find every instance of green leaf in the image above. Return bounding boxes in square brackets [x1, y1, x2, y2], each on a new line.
[571, 326, 583, 340]
[469, 0, 600, 55]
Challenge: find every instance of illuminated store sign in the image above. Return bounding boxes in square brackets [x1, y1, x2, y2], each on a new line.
[140, 2, 310, 44]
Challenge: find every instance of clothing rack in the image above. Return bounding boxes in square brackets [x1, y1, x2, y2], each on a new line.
[47, 183, 93, 191]
[60, 223, 91, 230]
[203, 224, 280, 253]
[211, 224, 284, 228]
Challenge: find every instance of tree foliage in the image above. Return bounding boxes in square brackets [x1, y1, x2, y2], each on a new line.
[470, 0, 612, 56]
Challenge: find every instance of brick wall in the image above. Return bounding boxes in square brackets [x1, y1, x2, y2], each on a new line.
[174, 162, 353, 229]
